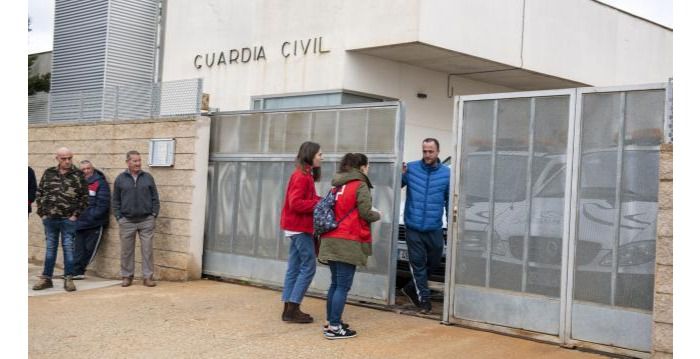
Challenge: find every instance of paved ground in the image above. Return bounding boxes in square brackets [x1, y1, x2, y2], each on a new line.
[28, 263, 121, 297]
[29, 264, 608, 359]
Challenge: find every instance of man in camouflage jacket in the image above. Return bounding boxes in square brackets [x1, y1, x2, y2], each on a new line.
[33, 147, 88, 292]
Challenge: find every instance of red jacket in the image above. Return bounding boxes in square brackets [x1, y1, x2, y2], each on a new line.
[321, 180, 372, 244]
[280, 166, 320, 233]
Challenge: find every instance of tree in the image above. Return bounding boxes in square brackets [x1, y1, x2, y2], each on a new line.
[28, 54, 51, 95]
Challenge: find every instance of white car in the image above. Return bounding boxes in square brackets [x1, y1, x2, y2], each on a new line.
[457, 147, 658, 308]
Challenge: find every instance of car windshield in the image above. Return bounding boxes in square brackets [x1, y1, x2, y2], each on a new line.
[465, 153, 548, 203]
[536, 150, 659, 202]
[579, 150, 659, 202]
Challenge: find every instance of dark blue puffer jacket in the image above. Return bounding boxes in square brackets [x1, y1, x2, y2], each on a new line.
[401, 159, 450, 232]
[76, 169, 111, 230]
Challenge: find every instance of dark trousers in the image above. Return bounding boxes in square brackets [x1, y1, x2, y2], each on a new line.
[73, 226, 103, 275]
[403, 228, 444, 303]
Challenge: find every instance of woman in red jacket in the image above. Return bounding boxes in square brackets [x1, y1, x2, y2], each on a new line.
[280, 141, 323, 323]
[318, 153, 381, 339]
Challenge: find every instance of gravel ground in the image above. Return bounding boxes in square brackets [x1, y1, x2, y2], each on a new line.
[29, 278, 607, 359]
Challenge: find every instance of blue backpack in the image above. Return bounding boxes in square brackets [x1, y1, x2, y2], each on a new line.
[313, 185, 356, 236]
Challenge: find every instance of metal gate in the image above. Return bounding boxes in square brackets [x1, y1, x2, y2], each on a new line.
[445, 84, 668, 354]
[203, 102, 405, 305]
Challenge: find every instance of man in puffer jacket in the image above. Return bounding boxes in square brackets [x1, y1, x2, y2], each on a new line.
[73, 160, 110, 279]
[400, 138, 450, 314]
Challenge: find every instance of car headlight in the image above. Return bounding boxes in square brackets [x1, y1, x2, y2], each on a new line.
[461, 230, 486, 250]
[492, 237, 507, 256]
[599, 240, 656, 266]
[460, 230, 505, 255]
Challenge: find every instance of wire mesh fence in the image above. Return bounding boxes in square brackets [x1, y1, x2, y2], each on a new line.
[28, 78, 203, 123]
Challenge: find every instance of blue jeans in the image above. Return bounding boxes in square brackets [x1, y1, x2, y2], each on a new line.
[41, 218, 76, 278]
[326, 260, 356, 326]
[281, 233, 317, 304]
[404, 228, 443, 303]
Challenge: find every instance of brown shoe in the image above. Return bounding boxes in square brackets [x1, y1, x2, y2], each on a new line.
[32, 277, 53, 291]
[121, 277, 133, 287]
[143, 277, 156, 287]
[286, 302, 313, 323]
[282, 302, 291, 321]
[64, 276, 76, 292]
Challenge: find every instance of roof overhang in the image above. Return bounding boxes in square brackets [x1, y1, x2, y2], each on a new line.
[349, 42, 588, 91]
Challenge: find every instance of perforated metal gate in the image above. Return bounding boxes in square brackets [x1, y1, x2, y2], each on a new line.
[203, 102, 405, 305]
[445, 84, 669, 354]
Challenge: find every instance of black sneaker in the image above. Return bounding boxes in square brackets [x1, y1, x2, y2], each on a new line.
[419, 301, 432, 314]
[324, 326, 357, 340]
[323, 322, 349, 333]
[401, 287, 420, 308]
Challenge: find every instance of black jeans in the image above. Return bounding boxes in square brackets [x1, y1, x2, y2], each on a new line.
[403, 228, 444, 303]
[73, 226, 103, 275]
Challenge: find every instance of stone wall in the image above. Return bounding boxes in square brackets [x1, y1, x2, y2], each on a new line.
[652, 143, 673, 358]
[28, 117, 210, 281]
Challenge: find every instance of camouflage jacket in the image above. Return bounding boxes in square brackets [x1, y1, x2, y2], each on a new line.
[36, 165, 88, 218]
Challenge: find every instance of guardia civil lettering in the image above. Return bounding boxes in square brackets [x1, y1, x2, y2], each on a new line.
[194, 36, 330, 69]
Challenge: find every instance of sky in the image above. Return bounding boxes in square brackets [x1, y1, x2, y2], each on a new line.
[27, 0, 673, 54]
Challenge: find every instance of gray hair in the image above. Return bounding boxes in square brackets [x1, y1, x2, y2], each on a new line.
[126, 150, 140, 160]
[79, 160, 92, 166]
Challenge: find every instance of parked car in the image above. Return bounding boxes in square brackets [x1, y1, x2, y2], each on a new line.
[455, 145, 658, 309]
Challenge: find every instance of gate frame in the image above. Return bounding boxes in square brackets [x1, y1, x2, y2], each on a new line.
[204, 101, 406, 306]
[444, 83, 668, 358]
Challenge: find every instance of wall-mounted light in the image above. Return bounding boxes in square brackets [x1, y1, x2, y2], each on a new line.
[417, 93, 428, 99]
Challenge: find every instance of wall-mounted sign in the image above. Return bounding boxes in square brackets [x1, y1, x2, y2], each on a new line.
[194, 36, 330, 69]
[149, 138, 175, 167]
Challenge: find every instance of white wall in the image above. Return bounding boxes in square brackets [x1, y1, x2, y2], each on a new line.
[161, 0, 671, 160]
[522, 0, 673, 85]
[415, 0, 672, 86]
[342, 52, 514, 161]
[161, 0, 420, 111]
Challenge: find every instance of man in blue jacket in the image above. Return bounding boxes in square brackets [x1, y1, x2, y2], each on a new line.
[401, 138, 450, 314]
[73, 160, 110, 279]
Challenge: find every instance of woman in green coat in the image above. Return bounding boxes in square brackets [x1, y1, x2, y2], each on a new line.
[319, 153, 382, 339]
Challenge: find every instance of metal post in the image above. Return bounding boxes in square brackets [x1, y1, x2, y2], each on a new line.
[443, 97, 464, 323]
[195, 78, 203, 113]
[560, 90, 581, 345]
[663, 78, 673, 144]
[521, 98, 536, 292]
[610, 92, 627, 306]
[485, 100, 499, 288]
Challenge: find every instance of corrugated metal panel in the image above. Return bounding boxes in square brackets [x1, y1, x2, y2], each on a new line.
[50, 0, 158, 120]
[104, 0, 158, 86]
[103, 0, 159, 118]
[51, 0, 109, 95]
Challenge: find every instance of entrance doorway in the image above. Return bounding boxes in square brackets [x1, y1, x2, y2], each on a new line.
[445, 83, 669, 355]
[203, 102, 405, 305]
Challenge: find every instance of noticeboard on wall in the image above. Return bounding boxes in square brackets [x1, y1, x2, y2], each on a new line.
[149, 139, 175, 167]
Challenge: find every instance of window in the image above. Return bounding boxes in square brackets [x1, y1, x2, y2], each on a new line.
[251, 90, 390, 110]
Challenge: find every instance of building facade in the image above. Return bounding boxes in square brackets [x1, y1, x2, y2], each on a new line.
[29, 0, 673, 357]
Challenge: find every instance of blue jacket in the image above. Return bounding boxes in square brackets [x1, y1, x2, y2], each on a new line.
[402, 159, 450, 232]
[76, 170, 111, 230]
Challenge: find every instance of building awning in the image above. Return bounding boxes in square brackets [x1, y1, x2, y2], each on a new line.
[349, 42, 588, 91]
